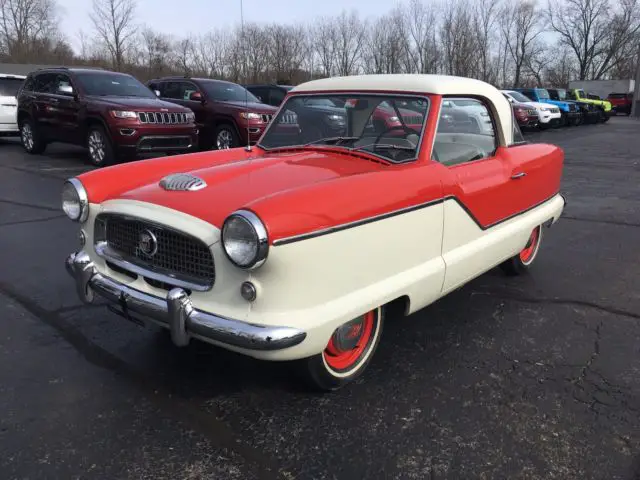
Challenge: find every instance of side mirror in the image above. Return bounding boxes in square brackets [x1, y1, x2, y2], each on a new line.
[189, 91, 203, 102]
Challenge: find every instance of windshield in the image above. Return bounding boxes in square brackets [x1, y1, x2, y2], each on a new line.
[508, 91, 531, 103]
[536, 89, 550, 99]
[259, 94, 429, 163]
[551, 89, 567, 100]
[0, 77, 24, 97]
[201, 81, 259, 102]
[75, 72, 155, 98]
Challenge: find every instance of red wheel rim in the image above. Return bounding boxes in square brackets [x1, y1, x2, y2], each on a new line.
[519, 227, 540, 263]
[323, 311, 375, 372]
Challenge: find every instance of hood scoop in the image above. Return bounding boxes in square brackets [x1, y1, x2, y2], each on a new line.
[159, 173, 207, 192]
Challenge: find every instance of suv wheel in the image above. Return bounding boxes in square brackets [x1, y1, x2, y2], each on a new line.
[20, 118, 46, 154]
[87, 126, 115, 167]
[214, 124, 238, 150]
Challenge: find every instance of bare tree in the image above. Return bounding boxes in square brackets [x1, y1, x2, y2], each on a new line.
[333, 10, 366, 76]
[474, 0, 501, 82]
[441, 0, 479, 77]
[312, 17, 337, 77]
[545, 0, 640, 80]
[403, 0, 440, 74]
[192, 30, 231, 79]
[0, 0, 59, 61]
[501, 0, 543, 87]
[89, 0, 137, 70]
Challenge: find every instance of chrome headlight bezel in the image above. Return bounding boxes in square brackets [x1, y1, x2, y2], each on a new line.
[222, 210, 269, 270]
[62, 178, 89, 223]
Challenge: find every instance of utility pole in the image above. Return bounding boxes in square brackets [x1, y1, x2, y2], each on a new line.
[632, 43, 640, 117]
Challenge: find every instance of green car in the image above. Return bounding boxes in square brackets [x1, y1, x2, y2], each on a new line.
[567, 88, 612, 122]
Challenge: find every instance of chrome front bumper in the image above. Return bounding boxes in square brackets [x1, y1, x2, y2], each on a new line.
[65, 251, 307, 351]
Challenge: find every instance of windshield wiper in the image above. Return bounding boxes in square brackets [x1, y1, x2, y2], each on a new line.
[351, 143, 415, 152]
[302, 136, 359, 147]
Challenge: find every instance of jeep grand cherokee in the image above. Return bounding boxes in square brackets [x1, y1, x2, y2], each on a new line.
[17, 67, 198, 166]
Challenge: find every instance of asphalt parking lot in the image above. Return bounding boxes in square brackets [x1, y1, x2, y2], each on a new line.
[1, 118, 639, 480]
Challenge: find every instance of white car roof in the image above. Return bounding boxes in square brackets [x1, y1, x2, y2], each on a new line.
[0, 73, 26, 79]
[292, 74, 515, 146]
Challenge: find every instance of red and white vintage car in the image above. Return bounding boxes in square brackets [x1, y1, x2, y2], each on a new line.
[64, 74, 566, 391]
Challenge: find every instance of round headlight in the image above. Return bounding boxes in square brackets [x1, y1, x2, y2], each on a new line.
[222, 210, 268, 269]
[62, 178, 89, 222]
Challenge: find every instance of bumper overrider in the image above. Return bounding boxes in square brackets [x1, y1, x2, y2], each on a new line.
[65, 251, 307, 352]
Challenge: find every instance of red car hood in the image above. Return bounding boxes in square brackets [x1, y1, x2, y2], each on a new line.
[113, 149, 385, 228]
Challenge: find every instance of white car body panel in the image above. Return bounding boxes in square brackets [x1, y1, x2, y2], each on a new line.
[0, 74, 25, 135]
[78, 192, 564, 361]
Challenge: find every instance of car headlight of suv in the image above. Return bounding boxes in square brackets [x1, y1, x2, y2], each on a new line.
[186, 112, 195, 122]
[62, 178, 89, 222]
[110, 110, 138, 119]
[239, 112, 262, 120]
[222, 210, 268, 269]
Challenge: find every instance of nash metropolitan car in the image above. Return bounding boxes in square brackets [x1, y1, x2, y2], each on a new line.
[64, 74, 566, 391]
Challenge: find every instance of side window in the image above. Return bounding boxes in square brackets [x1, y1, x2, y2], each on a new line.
[250, 87, 268, 103]
[34, 73, 57, 93]
[54, 74, 73, 96]
[22, 75, 35, 92]
[270, 88, 286, 106]
[179, 82, 199, 100]
[162, 81, 182, 99]
[432, 97, 497, 166]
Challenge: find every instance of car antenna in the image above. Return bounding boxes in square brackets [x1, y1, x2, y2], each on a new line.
[241, 0, 251, 152]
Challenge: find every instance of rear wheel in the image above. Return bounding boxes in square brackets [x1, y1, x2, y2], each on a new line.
[20, 117, 47, 154]
[500, 225, 543, 276]
[297, 307, 384, 391]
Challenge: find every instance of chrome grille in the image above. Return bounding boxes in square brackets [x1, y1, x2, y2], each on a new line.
[550, 108, 560, 113]
[261, 113, 274, 123]
[96, 214, 215, 288]
[138, 112, 189, 124]
[402, 115, 422, 125]
[280, 111, 298, 124]
[526, 109, 538, 116]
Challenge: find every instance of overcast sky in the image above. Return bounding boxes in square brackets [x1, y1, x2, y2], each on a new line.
[57, 0, 400, 50]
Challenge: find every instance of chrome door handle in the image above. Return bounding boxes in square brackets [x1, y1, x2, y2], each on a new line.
[511, 172, 527, 179]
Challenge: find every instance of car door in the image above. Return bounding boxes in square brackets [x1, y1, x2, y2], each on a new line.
[433, 96, 527, 293]
[49, 73, 82, 143]
[30, 73, 59, 137]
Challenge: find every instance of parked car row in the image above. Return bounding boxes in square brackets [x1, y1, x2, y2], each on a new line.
[0, 66, 629, 167]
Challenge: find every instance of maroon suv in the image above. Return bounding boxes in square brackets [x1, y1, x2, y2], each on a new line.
[147, 77, 277, 150]
[17, 67, 198, 166]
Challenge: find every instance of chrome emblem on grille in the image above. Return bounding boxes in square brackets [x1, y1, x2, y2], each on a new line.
[159, 173, 207, 192]
[138, 229, 158, 256]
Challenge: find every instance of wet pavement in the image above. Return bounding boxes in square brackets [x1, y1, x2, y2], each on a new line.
[0, 118, 639, 479]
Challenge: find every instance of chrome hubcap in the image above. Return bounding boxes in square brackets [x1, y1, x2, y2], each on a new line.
[21, 123, 34, 150]
[88, 131, 105, 164]
[216, 129, 233, 149]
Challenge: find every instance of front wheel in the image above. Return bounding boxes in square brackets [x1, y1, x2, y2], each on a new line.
[86, 126, 115, 167]
[297, 307, 384, 391]
[214, 124, 239, 150]
[500, 225, 543, 276]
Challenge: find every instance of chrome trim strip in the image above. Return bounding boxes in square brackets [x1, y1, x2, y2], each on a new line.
[95, 241, 213, 292]
[65, 252, 307, 351]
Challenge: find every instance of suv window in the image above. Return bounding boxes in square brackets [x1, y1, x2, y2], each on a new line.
[520, 90, 535, 101]
[0, 77, 25, 96]
[433, 97, 497, 166]
[270, 88, 286, 105]
[161, 81, 200, 100]
[33, 73, 58, 94]
[74, 71, 156, 98]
